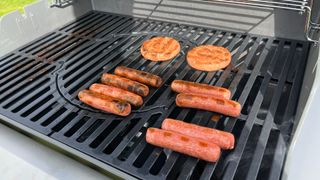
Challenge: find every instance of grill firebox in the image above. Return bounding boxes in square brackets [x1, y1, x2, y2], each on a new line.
[0, 11, 309, 179]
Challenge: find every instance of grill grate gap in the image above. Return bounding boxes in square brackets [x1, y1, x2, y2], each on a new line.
[237, 37, 257, 64]
[19, 33, 56, 52]
[41, 107, 67, 126]
[47, 39, 91, 62]
[63, 42, 106, 77]
[248, 38, 268, 70]
[133, 144, 155, 168]
[23, 34, 62, 54]
[149, 151, 167, 175]
[183, 109, 198, 123]
[145, 85, 169, 106]
[0, 77, 51, 105]
[10, 87, 50, 112]
[232, 73, 250, 101]
[257, 79, 277, 120]
[52, 112, 78, 132]
[256, 130, 281, 180]
[39, 38, 81, 60]
[64, 116, 90, 137]
[241, 76, 263, 115]
[31, 35, 68, 55]
[0, 53, 15, 63]
[21, 95, 54, 117]
[0, 65, 55, 98]
[117, 113, 161, 161]
[103, 118, 140, 154]
[167, 155, 188, 179]
[214, 120, 246, 179]
[168, 106, 183, 119]
[76, 119, 104, 143]
[190, 160, 207, 180]
[234, 125, 262, 179]
[31, 102, 57, 122]
[90, 120, 121, 148]
[0, 58, 33, 78]
[222, 71, 237, 89]
[1, 59, 30, 80]
[274, 83, 292, 125]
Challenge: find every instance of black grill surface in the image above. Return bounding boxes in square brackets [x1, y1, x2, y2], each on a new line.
[0, 11, 309, 179]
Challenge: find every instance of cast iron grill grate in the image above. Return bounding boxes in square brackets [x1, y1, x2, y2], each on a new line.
[0, 11, 309, 179]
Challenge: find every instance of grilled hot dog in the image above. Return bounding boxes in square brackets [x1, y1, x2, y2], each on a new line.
[162, 118, 235, 149]
[171, 80, 231, 99]
[114, 66, 163, 88]
[146, 128, 221, 162]
[101, 73, 149, 97]
[176, 93, 241, 117]
[78, 90, 131, 116]
[89, 83, 143, 107]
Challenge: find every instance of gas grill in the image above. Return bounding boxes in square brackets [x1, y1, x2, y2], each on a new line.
[0, 0, 319, 179]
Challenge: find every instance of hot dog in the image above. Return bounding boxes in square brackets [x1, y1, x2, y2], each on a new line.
[78, 90, 131, 116]
[114, 66, 163, 88]
[162, 118, 234, 149]
[171, 80, 231, 99]
[89, 83, 143, 107]
[101, 73, 149, 97]
[146, 128, 221, 162]
[176, 93, 241, 117]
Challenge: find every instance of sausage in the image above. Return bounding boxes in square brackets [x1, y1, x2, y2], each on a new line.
[101, 73, 149, 97]
[146, 128, 221, 162]
[162, 118, 234, 149]
[89, 83, 143, 107]
[171, 80, 231, 99]
[114, 66, 163, 88]
[176, 93, 241, 117]
[78, 90, 131, 116]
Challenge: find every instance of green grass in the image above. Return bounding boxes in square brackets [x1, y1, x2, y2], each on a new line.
[0, 0, 37, 17]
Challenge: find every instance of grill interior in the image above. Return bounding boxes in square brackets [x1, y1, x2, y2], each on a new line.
[0, 11, 309, 179]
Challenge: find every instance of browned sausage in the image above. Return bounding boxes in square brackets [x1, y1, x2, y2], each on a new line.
[171, 80, 231, 99]
[101, 73, 149, 97]
[146, 128, 221, 162]
[162, 118, 235, 149]
[78, 90, 131, 116]
[176, 93, 241, 117]
[89, 83, 143, 107]
[114, 66, 163, 88]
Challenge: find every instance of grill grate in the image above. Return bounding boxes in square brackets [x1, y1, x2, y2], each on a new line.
[0, 11, 309, 179]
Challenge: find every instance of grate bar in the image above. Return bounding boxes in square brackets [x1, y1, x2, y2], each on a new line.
[207, 37, 274, 178]
[5, 85, 55, 113]
[0, 77, 51, 105]
[0, 60, 47, 86]
[222, 40, 286, 179]
[19, 33, 59, 53]
[0, 55, 23, 72]
[175, 33, 249, 179]
[245, 41, 297, 179]
[0, 66, 55, 102]
[267, 133, 286, 180]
